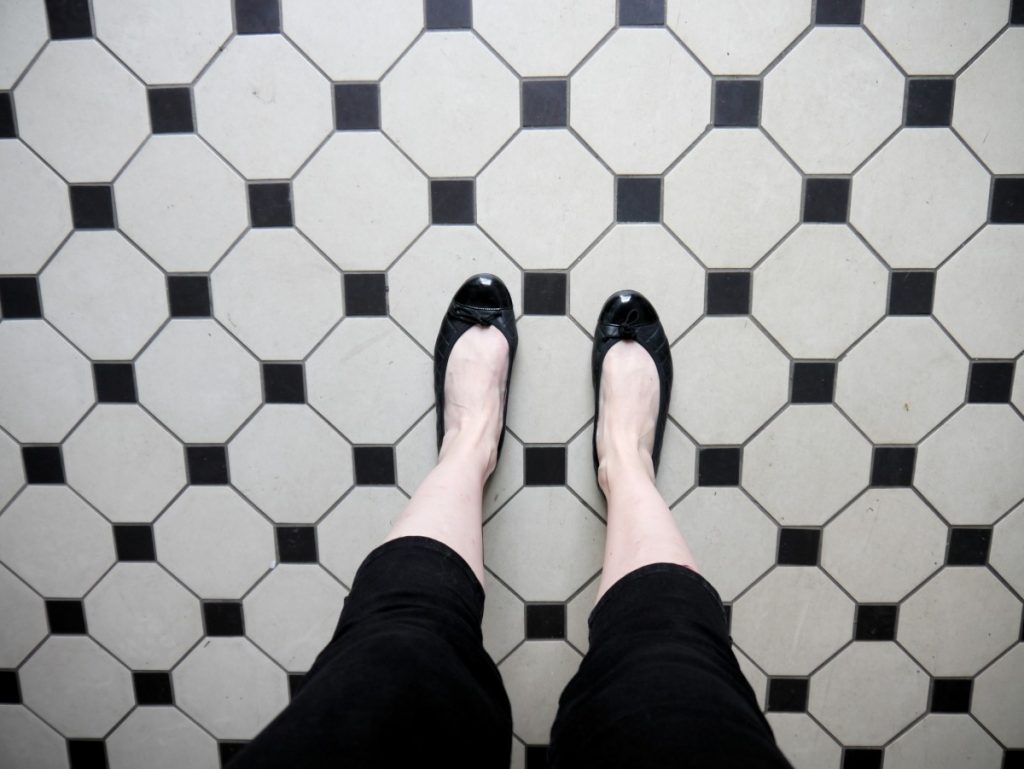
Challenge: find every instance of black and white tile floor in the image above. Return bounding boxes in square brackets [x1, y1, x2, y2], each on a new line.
[1, 0, 1023, 767]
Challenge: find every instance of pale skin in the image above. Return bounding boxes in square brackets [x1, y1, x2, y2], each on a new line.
[384, 324, 699, 599]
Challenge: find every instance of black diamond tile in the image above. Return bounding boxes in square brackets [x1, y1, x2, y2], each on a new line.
[522, 79, 568, 128]
[133, 671, 173, 705]
[425, 0, 471, 29]
[525, 603, 566, 639]
[777, 528, 820, 566]
[263, 362, 305, 404]
[714, 80, 761, 127]
[46, 599, 87, 634]
[803, 177, 850, 223]
[248, 182, 293, 228]
[525, 745, 549, 769]
[766, 677, 809, 712]
[0, 92, 15, 138]
[698, 447, 741, 486]
[791, 361, 836, 404]
[946, 527, 992, 566]
[204, 601, 245, 636]
[619, 0, 665, 26]
[524, 446, 567, 486]
[1006, 749, 1024, 769]
[235, 0, 280, 34]
[842, 748, 882, 769]
[991, 177, 1024, 224]
[277, 526, 318, 563]
[1014, 0, 1024, 24]
[968, 361, 1014, 403]
[168, 275, 211, 317]
[70, 185, 115, 229]
[219, 742, 248, 766]
[854, 604, 897, 640]
[288, 672, 307, 699]
[523, 272, 567, 315]
[431, 180, 475, 225]
[0, 276, 42, 318]
[147, 87, 194, 134]
[23, 445, 64, 484]
[0, 670, 21, 704]
[616, 177, 661, 223]
[68, 739, 107, 769]
[905, 79, 954, 127]
[344, 273, 388, 317]
[888, 271, 935, 316]
[46, 0, 93, 39]
[114, 524, 156, 562]
[93, 362, 137, 404]
[815, 0, 863, 24]
[186, 445, 229, 485]
[334, 83, 380, 131]
[353, 446, 396, 485]
[870, 446, 915, 487]
[706, 272, 751, 315]
[930, 678, 971, 713]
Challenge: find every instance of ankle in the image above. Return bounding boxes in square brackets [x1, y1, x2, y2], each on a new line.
[597, 439, 655, 496]
[440, 419, 499, 477]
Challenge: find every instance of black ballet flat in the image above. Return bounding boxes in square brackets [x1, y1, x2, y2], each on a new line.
[434, 273, 518, 458]
[592, 290, 673, 477]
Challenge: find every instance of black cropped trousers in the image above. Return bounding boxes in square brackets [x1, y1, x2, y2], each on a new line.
[229, 535, 792, 768]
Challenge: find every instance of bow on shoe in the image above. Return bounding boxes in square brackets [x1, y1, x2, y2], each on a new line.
[599, 323, 638, 340]
[449, 302, 503, 327]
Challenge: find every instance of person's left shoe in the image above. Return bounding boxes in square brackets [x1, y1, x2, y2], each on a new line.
[434, 273, 518, 458]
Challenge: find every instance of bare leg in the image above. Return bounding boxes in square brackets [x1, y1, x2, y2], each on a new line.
[384, 325, 508, 587]
[595, 341, 699, 601]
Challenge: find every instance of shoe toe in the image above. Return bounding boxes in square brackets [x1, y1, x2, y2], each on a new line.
[597, 290, 659, 328]
[453, 273, 512, 309]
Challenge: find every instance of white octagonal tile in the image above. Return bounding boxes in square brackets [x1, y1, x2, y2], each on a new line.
[744, 405, 872, 526]
[753, 226, 888, 358]
[0, 321, 94, 443]
[40, 231, 168, 360]
[766, 713, 841, 769]
[991, 503, 1024, 597]
[318, 487, 406, 587]
[381, 31, 519, 176]
[569, 225, 704, 341]
[672, 488, 776, 601]
[835, 317, 969, 444]
[136, 319, 262, 444]
[898, 567, 1021, 676]
[0, 431, 25, 512]
[0, 141, 72, 274]
[808, 642, 928, 745]
[154, 487, 274, 599]
[481, 572, 524, 663]
[972, 644, 1024, 747]
[0, 0, 48, 89]
[478, 130, 613, 269]
[107, 707, 220, 769]
[916, 405, 1024, 525]
[0, 564, 48, 668]
[388, 227, 521, 349]
[293, 132, 428, 272]
[664, 129, 802, 269]
[571, 28, 710, 174]
[499, 641, 582, 745]
[244, 564, 346, 671]
[505, 316, 591, 443]
[15, 40, 149, 182]
[0, 486, 114, 598]
[934, 226, 1024, 359]
[85, 562, 203, 670]
[195, 35, 332, 179]
[282, 0, 422, 81]
[731, 567, 854, 675]
[885, 714, 1002, 769]
[475, 0, 616, 76]
[850, 129, 990, 269]
[64, 405, 186, 523]
[20, 636, 133, 737]
[670, 317, 790, 445]
[484, 487, 604, 601]
[307, 318, 432, 443]
[762, 28, 903, 174]
[953, 28, 1024, 174]
[93, 0, 233, 84]
[115, 135, 249, 273]
[212, 230, 342, 359]
[174, 637, 288, 740]
[0, 706, 66, 769]
[821, 489, 945, 602]
[667, 0, 812, 75]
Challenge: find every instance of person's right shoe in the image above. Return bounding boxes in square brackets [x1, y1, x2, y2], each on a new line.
[591, 290, 673, 477]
